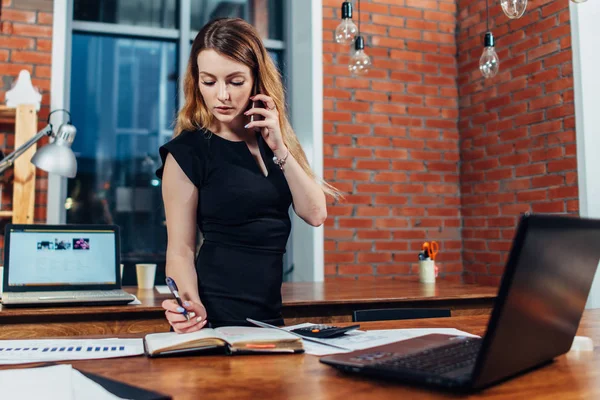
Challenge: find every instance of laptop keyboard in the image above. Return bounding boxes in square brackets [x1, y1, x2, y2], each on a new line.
[7, 290, 132, 300]
[367, 337, 481, 375]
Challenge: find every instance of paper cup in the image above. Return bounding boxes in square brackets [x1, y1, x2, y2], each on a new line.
[419, 260, 436, 284]
[0, 266, 3, 295]
[136, 263, 157, 289]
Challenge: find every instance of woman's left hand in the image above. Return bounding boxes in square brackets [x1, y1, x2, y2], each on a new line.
[244, 94, 287, 155]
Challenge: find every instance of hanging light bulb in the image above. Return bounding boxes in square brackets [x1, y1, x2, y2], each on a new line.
[480, 32, 499, 79]
[348, 36, 371, 76]
[335, 1, 358, 45]
[500, 0, 527, 19]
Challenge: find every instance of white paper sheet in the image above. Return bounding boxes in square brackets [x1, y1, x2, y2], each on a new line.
[0, 364, 127, 400]
[128, 294, 142, 305]
[0, 338, 144, 365]
[154, 285, 171, 295]
[283, 323, 480, 356]
[71, 368, 128, 400]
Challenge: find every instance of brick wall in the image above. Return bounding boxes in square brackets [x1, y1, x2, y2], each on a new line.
[457, 0, 577, 285]
[322, 0, 463, 281]
[0, 0, 53, 250]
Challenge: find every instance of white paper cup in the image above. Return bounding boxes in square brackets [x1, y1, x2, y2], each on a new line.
[136, 263, 157, 289]
[0, 266, 3, 295]
[419, 260, 436, 284]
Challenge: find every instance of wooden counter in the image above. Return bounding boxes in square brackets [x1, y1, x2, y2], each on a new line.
[0, 280, 497, 338]
[3, 309, 598, 399]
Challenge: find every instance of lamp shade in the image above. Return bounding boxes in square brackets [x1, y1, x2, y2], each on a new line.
[31, 123, 77, 178]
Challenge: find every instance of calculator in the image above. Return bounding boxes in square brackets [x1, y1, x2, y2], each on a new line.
[290, 324, 360, 339]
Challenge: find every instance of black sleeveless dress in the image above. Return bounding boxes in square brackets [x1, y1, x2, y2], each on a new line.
[156, 129, 292, 327]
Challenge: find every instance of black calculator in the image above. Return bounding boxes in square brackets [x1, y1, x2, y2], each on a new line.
[290, 324, 360, 339]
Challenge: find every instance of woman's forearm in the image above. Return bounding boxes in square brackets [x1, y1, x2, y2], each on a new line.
[165, 252, 201, 304]
[274, 147, 327, 227]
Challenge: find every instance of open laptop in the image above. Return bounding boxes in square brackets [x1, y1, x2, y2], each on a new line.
[320, 214, 600, 392]
[1, 224, 135, 306]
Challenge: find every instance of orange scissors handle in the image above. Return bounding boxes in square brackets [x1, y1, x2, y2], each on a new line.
[429, 241, 439, 261]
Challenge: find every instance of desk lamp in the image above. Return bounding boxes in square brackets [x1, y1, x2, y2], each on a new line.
[0, 109, 78, 177]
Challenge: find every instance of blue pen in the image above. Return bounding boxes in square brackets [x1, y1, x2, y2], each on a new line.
[166, 276, 190, 321]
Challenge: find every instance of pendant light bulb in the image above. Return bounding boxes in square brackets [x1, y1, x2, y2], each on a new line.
[500, 0, 527, 19]
[479, 32, 499, 79]
[348, 36, 371, 76]
[335, 1, 358, 45]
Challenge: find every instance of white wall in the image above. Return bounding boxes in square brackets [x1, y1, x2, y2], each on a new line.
[570, 1, 600, 308]
[285, 0, 324, 282]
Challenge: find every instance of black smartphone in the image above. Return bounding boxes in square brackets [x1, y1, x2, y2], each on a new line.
[250, 79, 264, 123]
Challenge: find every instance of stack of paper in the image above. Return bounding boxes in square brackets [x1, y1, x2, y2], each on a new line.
[0, 338, 144, 365]
[283, 323, 480, 356]
[0, 364, 126, 400]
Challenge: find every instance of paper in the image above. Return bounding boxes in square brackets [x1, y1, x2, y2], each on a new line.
[71, 368, 128, 400]
[154, 285, 171, 294]
[0, 338, 144, 365]
[283, 323, 479, 356]
[0, 364, 126, 400]
[128, 294, 142, 305]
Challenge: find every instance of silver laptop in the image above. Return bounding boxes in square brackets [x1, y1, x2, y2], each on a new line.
[2, 224, 135, 306]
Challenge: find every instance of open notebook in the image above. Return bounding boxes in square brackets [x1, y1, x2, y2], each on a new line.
[144, 326, 304, 357]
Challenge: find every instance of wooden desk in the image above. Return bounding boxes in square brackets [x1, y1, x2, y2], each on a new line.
[281, 280, 496, 324]
[5, 310, 598, 399]
[0, 280, 497, 338]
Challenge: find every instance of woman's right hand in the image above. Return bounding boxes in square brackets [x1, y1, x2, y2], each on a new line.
[162, 299, 208, 333]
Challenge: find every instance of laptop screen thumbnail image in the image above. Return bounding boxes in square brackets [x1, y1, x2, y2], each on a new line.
[6, 226, 117, 288]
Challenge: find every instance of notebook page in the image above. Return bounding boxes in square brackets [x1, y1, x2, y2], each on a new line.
[145, 328, 224, 354]
[215, 326, 299, 345]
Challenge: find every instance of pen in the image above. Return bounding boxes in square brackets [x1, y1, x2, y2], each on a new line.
[165, 276, 190, 321]
[246, 318, 351, 351]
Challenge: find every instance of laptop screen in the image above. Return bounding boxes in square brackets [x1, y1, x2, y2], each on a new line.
[6, 226, 118, 288]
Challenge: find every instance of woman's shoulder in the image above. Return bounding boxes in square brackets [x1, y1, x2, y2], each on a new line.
[161, 128, 217, 158]
[168, 128, 211, 148]
[157, 128, 212, 183]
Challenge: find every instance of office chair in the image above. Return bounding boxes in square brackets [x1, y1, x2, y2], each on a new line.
[352, 308, 451, 322]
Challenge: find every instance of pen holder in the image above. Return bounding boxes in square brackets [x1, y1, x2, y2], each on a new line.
[419, 259, 437, 284]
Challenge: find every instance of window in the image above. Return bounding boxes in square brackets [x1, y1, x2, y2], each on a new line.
[74, 0, 178, 28]
[67, 0, 287, 269]
[68, 34, 177, 257]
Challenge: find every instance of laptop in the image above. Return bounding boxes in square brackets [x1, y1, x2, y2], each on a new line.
[1, 224, 135, 306]
[320, 214, 600, 392]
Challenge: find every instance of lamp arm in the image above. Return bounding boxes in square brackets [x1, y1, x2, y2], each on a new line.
[0, 124, 53, 174]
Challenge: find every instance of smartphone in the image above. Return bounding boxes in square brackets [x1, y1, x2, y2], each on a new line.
[249, 101, 264, 123]
[250, 80, 264, 123]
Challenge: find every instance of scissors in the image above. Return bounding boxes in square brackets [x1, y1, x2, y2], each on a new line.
[422, 241, 439, 261]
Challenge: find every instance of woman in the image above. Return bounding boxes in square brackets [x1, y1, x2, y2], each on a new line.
[156, 18, 339, 333]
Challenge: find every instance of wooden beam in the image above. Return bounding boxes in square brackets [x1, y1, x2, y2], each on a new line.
[13, 104, 37, 224]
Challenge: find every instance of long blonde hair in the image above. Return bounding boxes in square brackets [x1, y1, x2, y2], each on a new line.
[174, 18, 340, 199]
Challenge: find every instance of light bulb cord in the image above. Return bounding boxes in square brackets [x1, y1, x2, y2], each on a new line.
[486, 0, 489, 32]
[358, 0, 361, 35]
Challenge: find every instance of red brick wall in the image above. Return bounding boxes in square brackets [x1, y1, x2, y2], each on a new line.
[322, 0, 463, 281]
[457, 0, 577, 286]
[0, 0, 52, 242]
